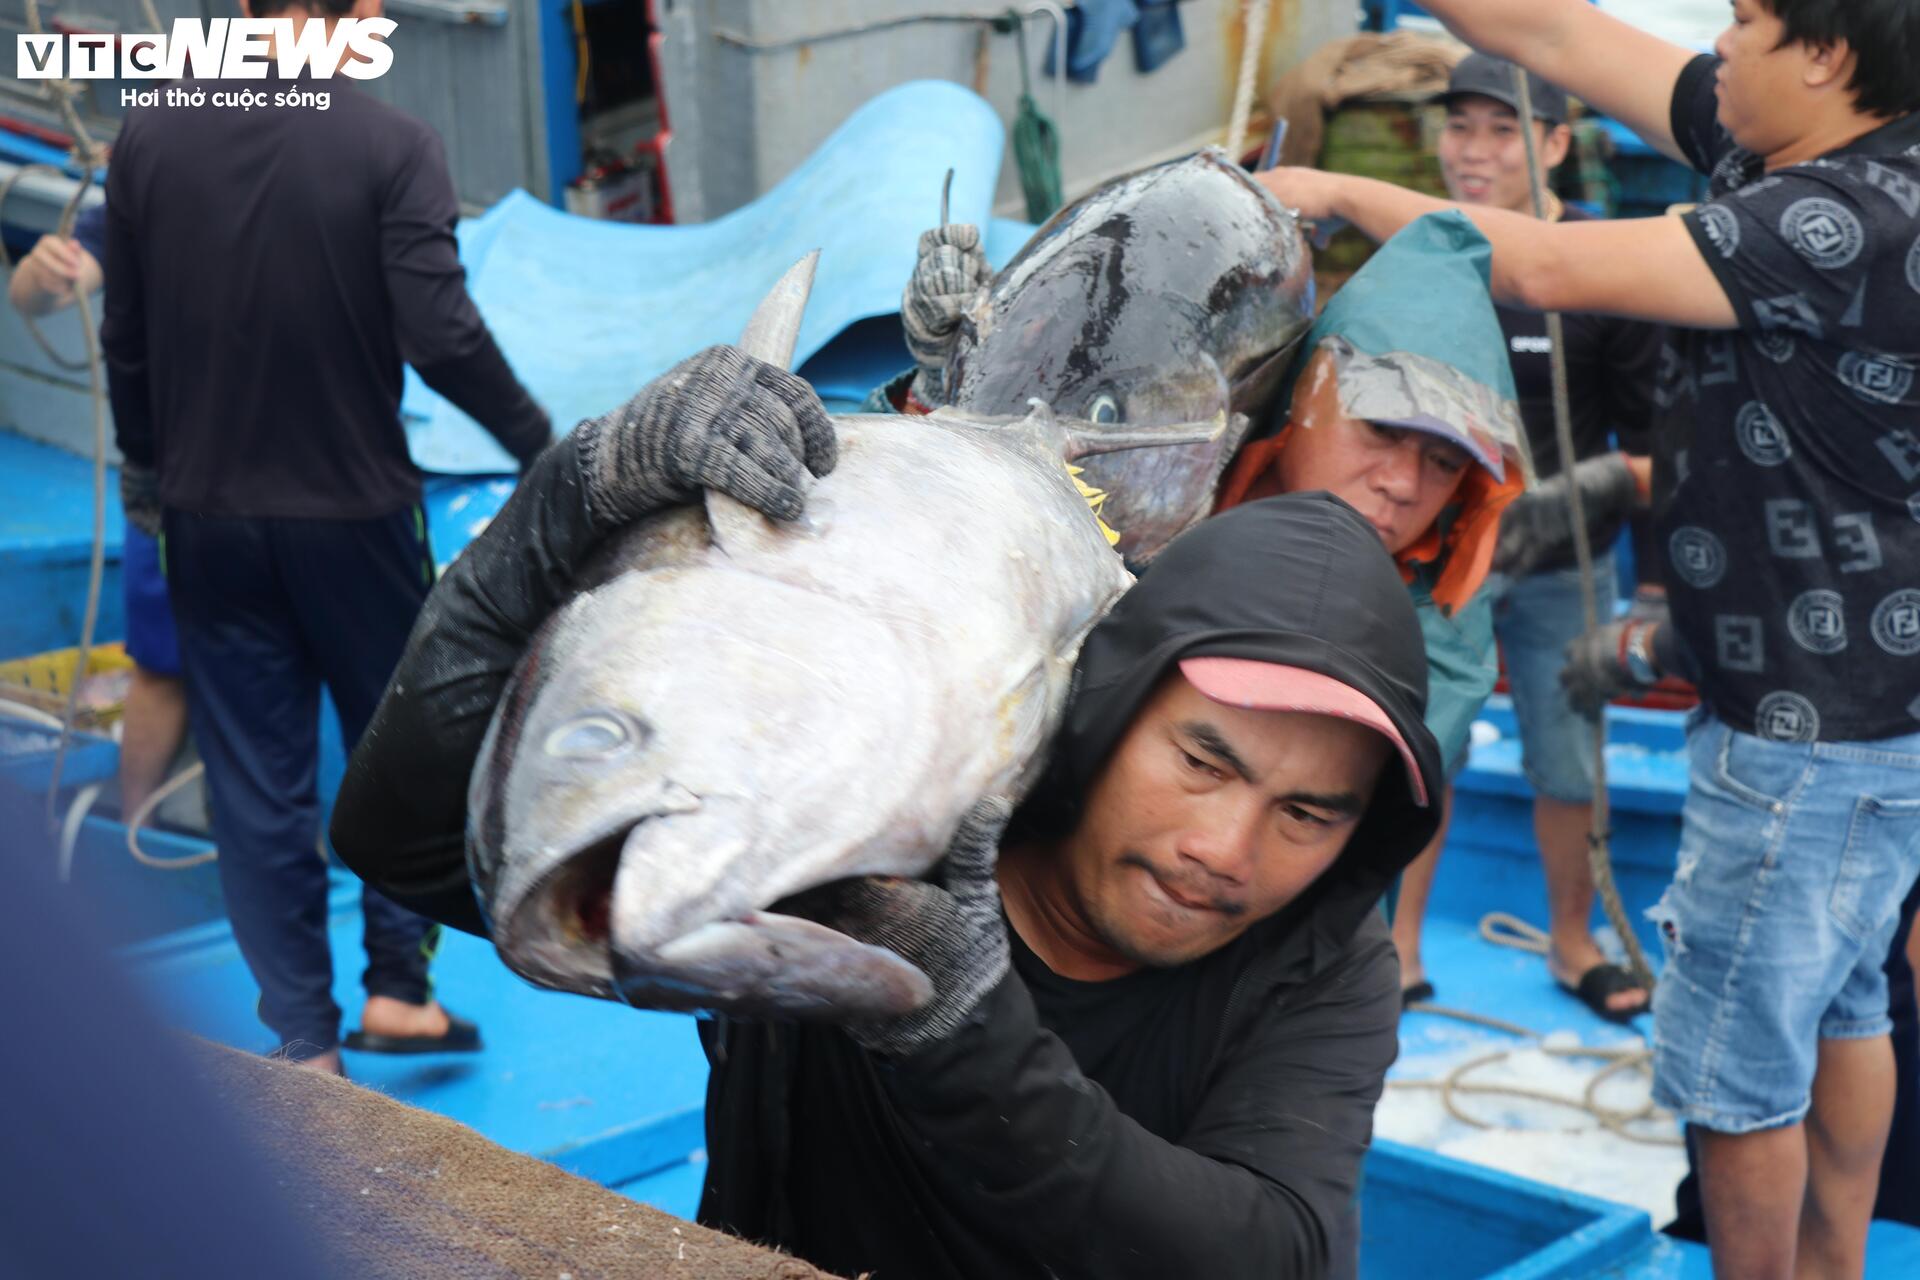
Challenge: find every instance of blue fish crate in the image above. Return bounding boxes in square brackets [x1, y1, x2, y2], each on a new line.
[1362, 1142, 1650, 1278]
[0, 715, 118, 792]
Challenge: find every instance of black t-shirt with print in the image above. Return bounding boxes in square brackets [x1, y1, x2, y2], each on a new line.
[1654, 55, 1920, 744]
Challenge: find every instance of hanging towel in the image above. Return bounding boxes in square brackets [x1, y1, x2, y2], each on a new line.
[1132, 0, 1185, 74]
[1044, 0, 1139, 84]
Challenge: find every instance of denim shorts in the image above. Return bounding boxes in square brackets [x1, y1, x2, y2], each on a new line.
[1649, 710, 1920, 1133]
[1492, 556, 1618, 804]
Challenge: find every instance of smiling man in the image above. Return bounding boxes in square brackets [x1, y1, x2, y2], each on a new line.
[1383, 54, 1663, 1025]
[331, 337, 1446, 1277]
[1258, 2, 1920, 1275]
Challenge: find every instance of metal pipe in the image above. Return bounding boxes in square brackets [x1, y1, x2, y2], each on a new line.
[1024, 1, 1069, 148]
[713, 12, 1012, 53]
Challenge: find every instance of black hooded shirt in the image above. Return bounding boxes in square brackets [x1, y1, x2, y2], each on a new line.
[332, 426, 1444, 1279]
[701, 494, 1445, 1280]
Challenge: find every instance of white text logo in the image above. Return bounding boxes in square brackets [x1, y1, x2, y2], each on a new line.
[17, 19, 395, 81]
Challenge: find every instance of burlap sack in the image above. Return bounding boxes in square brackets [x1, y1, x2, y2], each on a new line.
[195, 1043, 839, 1279]
[1267, 31, 1467, 168]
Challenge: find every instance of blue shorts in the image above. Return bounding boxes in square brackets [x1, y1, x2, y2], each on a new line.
[1492, 556, 1618, 804]
[122, 527, 181, 677]
[1650, 711, 1920, 1133]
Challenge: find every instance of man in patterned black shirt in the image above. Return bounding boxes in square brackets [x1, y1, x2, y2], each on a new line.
[1258, 2, 1920, 1275]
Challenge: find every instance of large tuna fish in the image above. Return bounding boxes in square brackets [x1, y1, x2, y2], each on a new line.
[943, 148, 1315, 562]
[468, 255, 1213, 1021]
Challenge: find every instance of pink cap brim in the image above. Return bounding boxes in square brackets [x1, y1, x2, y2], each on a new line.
[1178, 657, 1430, 807]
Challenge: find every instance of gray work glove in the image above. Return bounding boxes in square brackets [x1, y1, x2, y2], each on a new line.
[901, 224, 991, 404]
[825, 798, 1013, 1058]
[575, 344, 837, 527]
[1492, 452, 1640, 580]
[119, 462, 163, 539]
[1561, 611, 1667, 719]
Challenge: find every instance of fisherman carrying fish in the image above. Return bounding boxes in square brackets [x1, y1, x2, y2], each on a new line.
[1260, 1, 1920, 1275]
[332, 338, 1451, 1277]
[889, 155, 1527, 827]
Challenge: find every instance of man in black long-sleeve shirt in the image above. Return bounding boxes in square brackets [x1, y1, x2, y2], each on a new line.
[329, 341, 1450, 1277]
[102, 0, 551, 1074]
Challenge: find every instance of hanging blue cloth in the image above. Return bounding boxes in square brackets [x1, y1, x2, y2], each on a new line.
[1043, 0, 1139, 84]
[1132, 0, 1186, 73]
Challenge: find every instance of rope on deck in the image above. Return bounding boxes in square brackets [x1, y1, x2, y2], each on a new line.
[1395, 912, 1681, 1148]
[124, 762, 219, 869]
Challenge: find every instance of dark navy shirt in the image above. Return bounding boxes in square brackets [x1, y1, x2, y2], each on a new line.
[103, 78, 550, 519]
[1655, 55, 1920, 744]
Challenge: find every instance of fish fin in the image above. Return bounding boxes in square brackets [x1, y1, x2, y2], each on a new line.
[711, 252, 822, 550]
[705, 489, 778, 555]
[738, 251, 820, 370]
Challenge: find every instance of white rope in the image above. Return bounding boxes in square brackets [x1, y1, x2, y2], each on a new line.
[1225, 0, 1271, 160]
[1396, 913, 1681, 1147]
[1509, 65, 1656, 990]
[126, 762, 218, 870]
[57, 783, 99, 882]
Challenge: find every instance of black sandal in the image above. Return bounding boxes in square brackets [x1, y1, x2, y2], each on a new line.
[1559, 963, 1650, 1026]
[343, 1011, 483, 1055]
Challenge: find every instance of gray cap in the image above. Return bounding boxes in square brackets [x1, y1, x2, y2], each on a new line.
[1440, 52, 1570, 126]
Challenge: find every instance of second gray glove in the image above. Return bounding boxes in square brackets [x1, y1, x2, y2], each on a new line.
[1492, 452, 1640, 580]
[901, 224, 991, 402]
[1561, 613, 1665, 719]
[575, 344, 837, 528]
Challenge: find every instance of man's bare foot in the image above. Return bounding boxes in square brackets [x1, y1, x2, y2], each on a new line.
[1547, 935, 1649, 1017]
[293, 1048, 344, 1076]
[359, 995, 452, 1039]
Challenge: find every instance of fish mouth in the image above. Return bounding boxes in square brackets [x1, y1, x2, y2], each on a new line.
[502, 826, 933, 1021]
[612, 877, 935, 1020]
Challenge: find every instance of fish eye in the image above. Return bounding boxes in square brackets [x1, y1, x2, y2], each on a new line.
[544, 712, 642, 760]
[1087, 393, 1120, 424]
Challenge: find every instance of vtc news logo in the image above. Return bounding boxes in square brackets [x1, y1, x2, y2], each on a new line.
[17, 18, 395, 81]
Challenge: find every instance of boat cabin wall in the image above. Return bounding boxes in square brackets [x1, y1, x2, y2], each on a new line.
[655, 0, 1354, 224]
